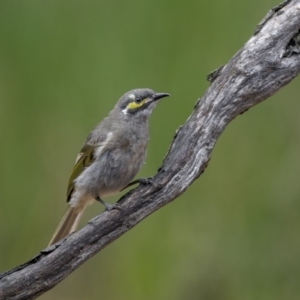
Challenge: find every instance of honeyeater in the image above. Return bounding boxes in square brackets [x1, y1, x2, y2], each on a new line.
[48, 88, 170, 245]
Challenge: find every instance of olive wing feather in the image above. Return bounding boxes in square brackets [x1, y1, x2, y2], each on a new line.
[66, 144, 95, 202]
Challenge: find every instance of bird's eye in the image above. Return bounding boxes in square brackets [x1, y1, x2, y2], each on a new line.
[126, 97, 145, 110]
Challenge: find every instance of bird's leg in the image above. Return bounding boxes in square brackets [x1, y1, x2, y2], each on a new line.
[121, 177, 154, 191]
[95, 196, 122, 211]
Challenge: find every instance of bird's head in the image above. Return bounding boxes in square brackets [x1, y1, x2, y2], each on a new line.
[116, 88, 170, 118]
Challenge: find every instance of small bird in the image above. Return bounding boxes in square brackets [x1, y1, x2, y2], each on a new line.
[49, 88, 170, 245]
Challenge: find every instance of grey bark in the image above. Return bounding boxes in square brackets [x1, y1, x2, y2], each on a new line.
[1, 0, 300, 299]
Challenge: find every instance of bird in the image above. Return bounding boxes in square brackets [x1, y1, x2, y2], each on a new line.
[48, 88, 170, 245]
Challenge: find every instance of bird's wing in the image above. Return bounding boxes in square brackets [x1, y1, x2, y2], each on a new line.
[66, 143, 96, 202]
[66, 130, 114, 202]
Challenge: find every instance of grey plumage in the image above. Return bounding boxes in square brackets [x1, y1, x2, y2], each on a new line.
[49, 88, 170, 245]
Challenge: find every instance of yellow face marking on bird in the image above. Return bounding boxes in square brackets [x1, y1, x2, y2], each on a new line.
[126, 98, 147, 110]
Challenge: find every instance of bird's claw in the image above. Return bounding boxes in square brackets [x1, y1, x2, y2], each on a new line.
[96, 196, 122, 211]
[120, 177, 154, 191]
[137, 177, 154, 185]
[104, 202, 122, 211]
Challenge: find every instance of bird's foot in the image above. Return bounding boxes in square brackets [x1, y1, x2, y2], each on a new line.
[137, 177, 154, 185]
[121, 177, 154, 191]
[95, 197, 122, 211]
[104, 203, 122, 211]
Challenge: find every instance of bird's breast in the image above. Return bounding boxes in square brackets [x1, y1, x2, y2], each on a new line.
[115, 130, 148, 171]
[74, 125, 149, 198]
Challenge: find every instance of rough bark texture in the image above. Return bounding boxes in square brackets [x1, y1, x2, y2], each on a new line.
[1, 0, 300, 299]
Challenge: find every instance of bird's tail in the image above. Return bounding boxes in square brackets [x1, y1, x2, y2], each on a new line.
[48, 206, 84, 246]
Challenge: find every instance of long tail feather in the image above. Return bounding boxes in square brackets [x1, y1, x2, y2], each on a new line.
[48, 206, 84, 246]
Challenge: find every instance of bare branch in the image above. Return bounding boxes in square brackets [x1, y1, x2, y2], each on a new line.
[1, 0, 300, 299]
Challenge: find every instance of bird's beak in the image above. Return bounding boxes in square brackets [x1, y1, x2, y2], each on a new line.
[152, 92, 170, 102]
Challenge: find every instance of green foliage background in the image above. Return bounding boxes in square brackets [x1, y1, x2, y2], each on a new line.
[1, 0, 300, 299]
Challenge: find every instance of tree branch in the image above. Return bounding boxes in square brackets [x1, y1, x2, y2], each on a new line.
[1, 0, 300, 299]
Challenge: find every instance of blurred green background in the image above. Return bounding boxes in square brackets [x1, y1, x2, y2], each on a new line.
[0, 0, 300, 299]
